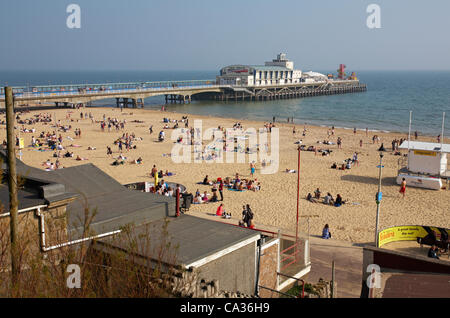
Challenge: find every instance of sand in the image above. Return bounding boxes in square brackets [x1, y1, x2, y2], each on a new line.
[1, 106, 449, 244]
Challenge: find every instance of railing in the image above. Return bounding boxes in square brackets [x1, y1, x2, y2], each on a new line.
[280, 240, 302, 272]
[0, 79, 218, 99]
[277, 272, 305, 298]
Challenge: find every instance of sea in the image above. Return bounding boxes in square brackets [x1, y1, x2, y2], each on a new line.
[1, 70, 449, 136]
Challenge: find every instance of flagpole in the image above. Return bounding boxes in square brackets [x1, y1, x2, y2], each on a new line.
[407, 111, 412, 169]
[441, 112, 445, 150]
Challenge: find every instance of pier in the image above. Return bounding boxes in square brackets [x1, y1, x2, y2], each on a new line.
[205, 81, 367, 102]
[0, 79, 366, 108]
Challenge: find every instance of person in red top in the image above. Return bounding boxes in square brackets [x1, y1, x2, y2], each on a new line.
[216, 204, 224, 216]
[399, 178, 406, 198]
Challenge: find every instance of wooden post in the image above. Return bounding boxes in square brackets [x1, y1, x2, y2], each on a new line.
[331, 260, 335, 298]
[5, 87, 20, 295]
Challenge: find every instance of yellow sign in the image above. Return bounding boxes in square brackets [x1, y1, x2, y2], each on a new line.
[378, 225, 448, 247]
[413, 150, 436, 156]
[18, 137, 24, 149]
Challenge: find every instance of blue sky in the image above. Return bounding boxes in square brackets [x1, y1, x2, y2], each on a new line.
[1, 0, 449, 71]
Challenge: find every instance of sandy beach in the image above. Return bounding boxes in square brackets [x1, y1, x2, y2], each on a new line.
[1, 106, 449, 244]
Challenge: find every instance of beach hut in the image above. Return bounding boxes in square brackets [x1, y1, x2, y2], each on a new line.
[397, 141, 450, 190]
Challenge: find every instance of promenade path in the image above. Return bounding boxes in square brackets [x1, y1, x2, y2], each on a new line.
[188, 210, 365, 298]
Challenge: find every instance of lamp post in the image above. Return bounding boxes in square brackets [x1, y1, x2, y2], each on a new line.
[375, 152, 384, 247]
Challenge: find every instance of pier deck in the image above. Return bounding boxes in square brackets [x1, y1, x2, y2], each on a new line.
[0, 79, 366, 108]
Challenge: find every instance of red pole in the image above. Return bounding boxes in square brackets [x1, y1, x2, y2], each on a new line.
[176, 188, 180, 217]
[296, 146, 301, 242]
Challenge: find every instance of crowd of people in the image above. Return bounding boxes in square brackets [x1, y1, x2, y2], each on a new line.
[330, 152, 359, 171]
[306, 188, 346, 207]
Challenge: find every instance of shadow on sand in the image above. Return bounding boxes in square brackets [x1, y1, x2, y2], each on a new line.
[340, 175, 397, 187]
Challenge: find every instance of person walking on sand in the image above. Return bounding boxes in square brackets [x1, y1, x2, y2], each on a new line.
[219, 179, 224, 201]
[337, 137, 342, 149]
[250, 161, 256, 177]
[399, 178, 406, 198]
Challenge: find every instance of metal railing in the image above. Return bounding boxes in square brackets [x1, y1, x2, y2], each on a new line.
[0, 79, 218, 99]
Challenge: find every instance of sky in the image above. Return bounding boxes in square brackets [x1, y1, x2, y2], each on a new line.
[0, 0, 450, 71]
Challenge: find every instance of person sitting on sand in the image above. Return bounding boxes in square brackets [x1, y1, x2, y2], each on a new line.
[428, 245, 440, 259]
[331, 162, 337, 169]
[203, 175, 211, 185]
[202, 191, 209, 202]
[307, 193, 318, 203]
[193, 191, 202, 204]
[216, 203, 225, 216]
[323, 193, 334, 205]
[131, 157, 143, 164]
[314, 188, 321, 199]
[112, 159, 125, 166]
[158, 130, 165, 141]
[165, 187, 174, 197]
[322, 224, 331, 239]
[334, 194, 345, 207]
[378, 143, 386, 151]
[210, 191, 219, 202]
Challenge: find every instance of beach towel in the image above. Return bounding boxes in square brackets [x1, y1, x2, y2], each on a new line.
[227, 188, 246, 192]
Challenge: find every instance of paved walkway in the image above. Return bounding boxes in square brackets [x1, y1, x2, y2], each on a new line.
[187, 211, 366, 297]
[305, 236, 364, 298]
